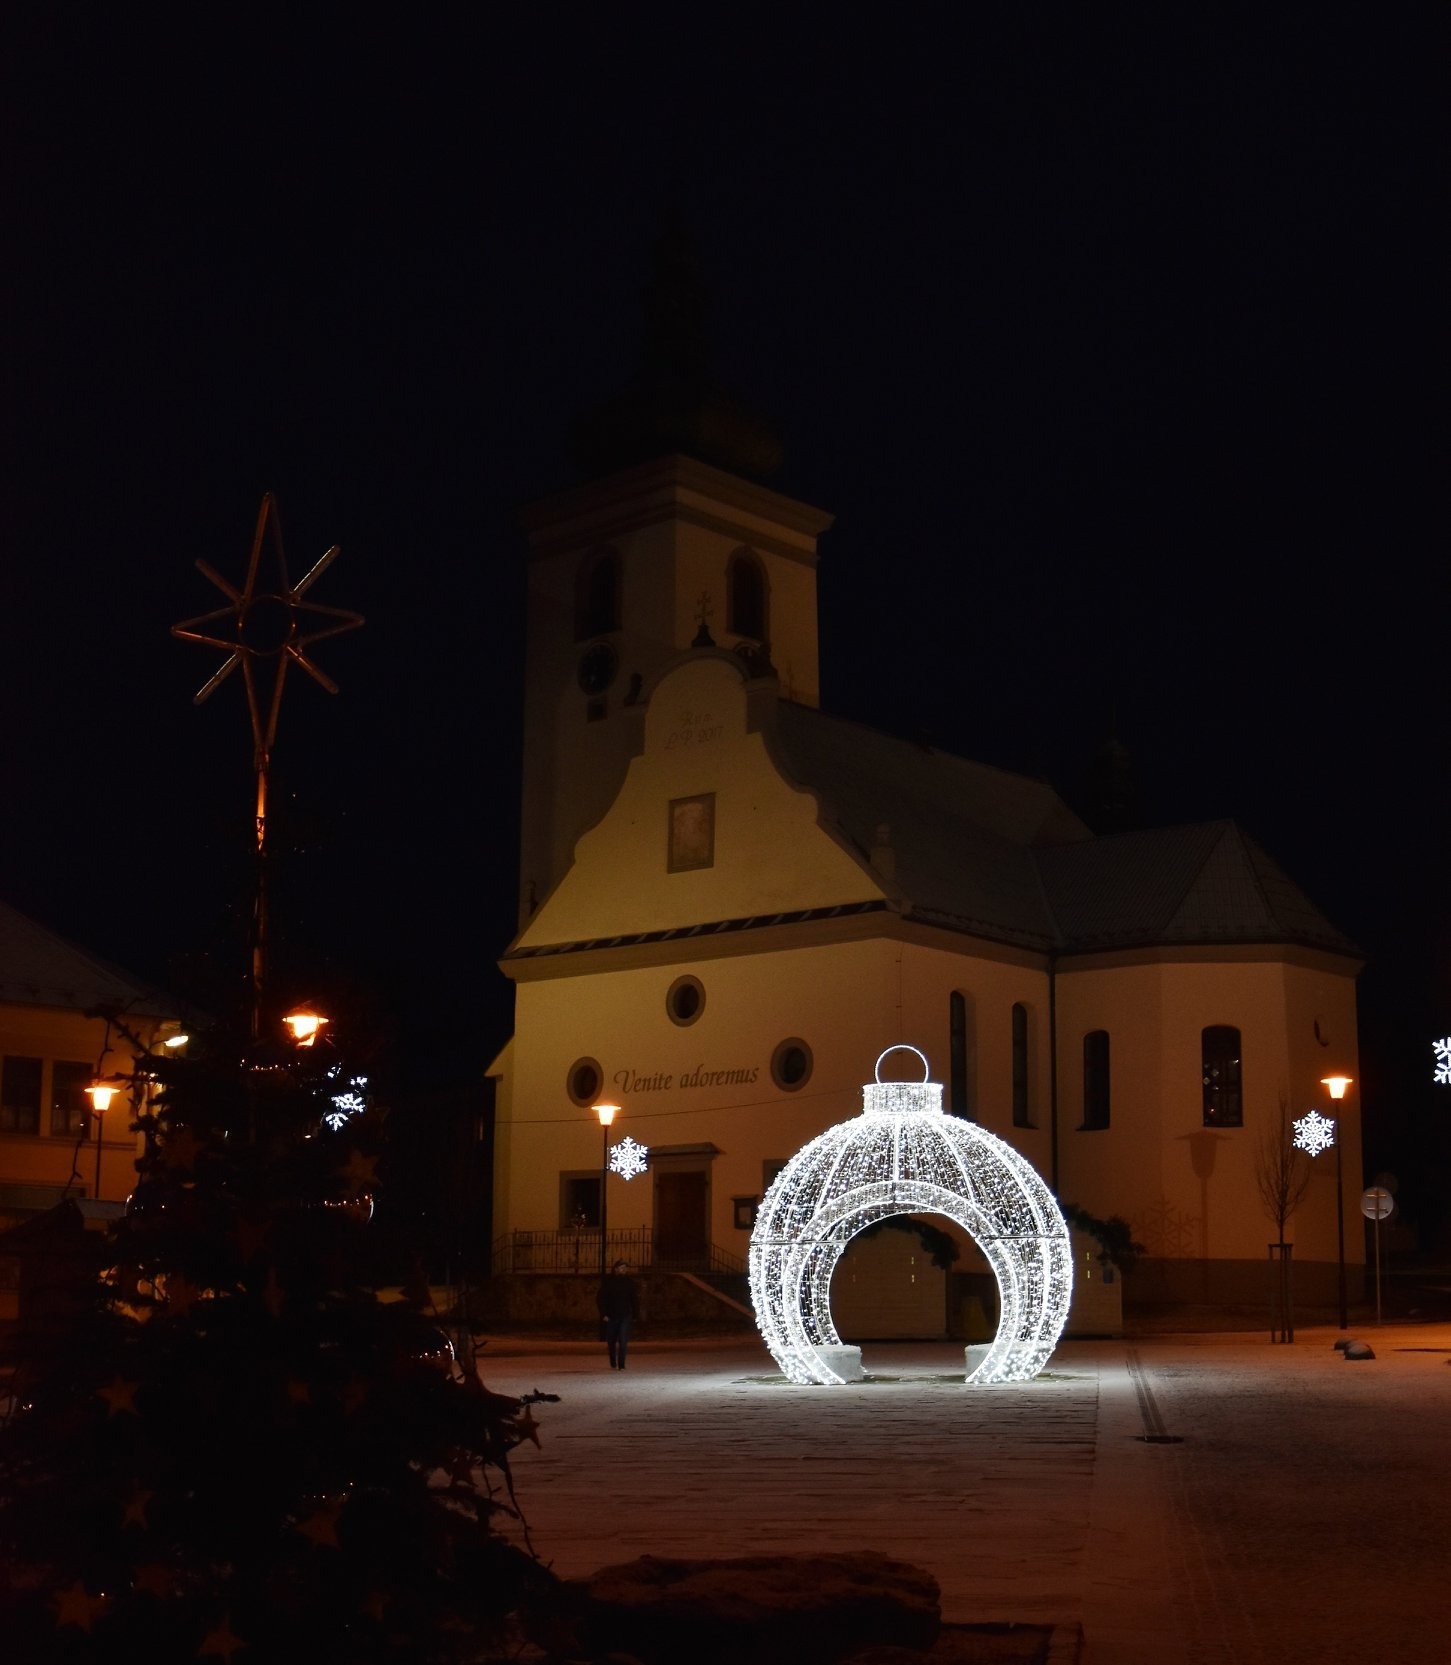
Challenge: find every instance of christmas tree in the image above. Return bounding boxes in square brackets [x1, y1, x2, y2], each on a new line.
[0, 499, 555, 1659]
[0, 1015, 554, 1661]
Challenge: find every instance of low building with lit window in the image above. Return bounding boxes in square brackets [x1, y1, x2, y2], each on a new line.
[0, 900, 180, 1315]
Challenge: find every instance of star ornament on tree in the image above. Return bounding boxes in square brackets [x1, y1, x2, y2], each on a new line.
[1292, 1109, 1336, 1158]
[172, 492, 364, 760]
[609, 1135, 649, 1181]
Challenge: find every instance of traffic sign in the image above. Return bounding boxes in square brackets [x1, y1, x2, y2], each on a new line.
[1361, 1186, 1395, 1221]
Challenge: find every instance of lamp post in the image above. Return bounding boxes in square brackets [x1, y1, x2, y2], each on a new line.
[84, 1080, 120, 1200]
[593, 1103, 619, 1279]
[283, 1004, 328, 1048]
[1322, 1075, 1352, 1330]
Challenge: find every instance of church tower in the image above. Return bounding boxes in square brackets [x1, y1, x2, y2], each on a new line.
[515, 222, 834, 925]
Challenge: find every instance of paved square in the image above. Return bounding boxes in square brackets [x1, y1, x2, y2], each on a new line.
[477, 1327, 1451, 1663]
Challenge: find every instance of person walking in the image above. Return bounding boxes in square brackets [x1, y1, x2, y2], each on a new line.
[597, 1258, 639, 1370]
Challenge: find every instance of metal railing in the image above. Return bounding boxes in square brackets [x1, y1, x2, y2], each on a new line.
[491, 1226, 745, 1279]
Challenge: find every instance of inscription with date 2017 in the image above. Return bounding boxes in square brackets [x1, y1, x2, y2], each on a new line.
[666, 709, 722, 749]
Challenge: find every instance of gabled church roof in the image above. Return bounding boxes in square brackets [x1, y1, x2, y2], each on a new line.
[769, 705, 1357, 960]
[0, 899, 175, 1014]
[771, 703, 1087, 951]
[1036, 821, 1359, 957]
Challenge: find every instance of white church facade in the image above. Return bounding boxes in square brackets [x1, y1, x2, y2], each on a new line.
[489, 452, 1363, 1318]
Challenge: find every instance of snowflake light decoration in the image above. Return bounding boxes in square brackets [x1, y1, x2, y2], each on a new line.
[749, 1045, 1073, 1387]
[324, 1074, 369, 1132]
[1434, 1038, 1451, 1085]
[1292, 1109, 1336, 1158]
[608, 1136, 649, 1181]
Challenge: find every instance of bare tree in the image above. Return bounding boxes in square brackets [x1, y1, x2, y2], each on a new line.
[1255, 1093, 1312, 1240]
[1256, 1092, 1312, 1340]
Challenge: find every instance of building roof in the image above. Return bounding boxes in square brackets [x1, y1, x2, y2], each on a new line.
[0, 899, 176, 1015]
[770, 705, 1357, 960]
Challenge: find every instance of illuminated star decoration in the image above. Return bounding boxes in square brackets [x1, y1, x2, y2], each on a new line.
[749, 1045, 1073, 1387]
[172, 492, 364, 762]
[609, 1135, 649, 1181]
[1292, 1109, 1337, 1158]
[1433, 1037, 1451, 1085]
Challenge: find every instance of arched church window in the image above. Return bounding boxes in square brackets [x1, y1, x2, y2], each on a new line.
[727, 548, 767, 643]
[949, 992, 972, 1119]
[1011, 1003, 1032, 1127]
[1201, 1025, 1243, 1127]
[575, 547, 621, 641]
[1082, 1031, 1110, 1130]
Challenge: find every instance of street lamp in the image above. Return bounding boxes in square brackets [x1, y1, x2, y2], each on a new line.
[593, 1102, 619, 1279]
[283, 1004, 327, 1047]
[1322, 1075, 1352, 1330]
[85, 1079, 120, 1200]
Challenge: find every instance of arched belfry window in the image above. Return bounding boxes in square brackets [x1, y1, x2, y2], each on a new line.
[575, 547, 621, 641]
[1082, 1031, 1110, 1130]
[949, 991, 972, 1119]
[1011, 1003, 1032, 1127]
[1202, 1025, 1243, 1127]
[727, 548, 767, 643]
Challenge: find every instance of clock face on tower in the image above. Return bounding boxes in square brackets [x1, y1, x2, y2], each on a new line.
[577, 641, 619, 696]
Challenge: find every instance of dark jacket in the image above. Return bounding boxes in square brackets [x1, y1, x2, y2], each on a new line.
[597, 1271, 639, 1321]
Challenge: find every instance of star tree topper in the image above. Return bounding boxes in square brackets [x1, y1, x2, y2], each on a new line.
[172, 492, 363, 764]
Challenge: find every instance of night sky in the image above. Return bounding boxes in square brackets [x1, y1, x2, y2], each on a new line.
[3, 15, 1443, 1209]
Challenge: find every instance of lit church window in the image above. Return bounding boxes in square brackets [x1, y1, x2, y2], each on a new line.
[1202, 1025, 1243, 1126]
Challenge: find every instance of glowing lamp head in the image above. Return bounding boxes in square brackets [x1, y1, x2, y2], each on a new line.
[1321, 1075, 1353, 1101]
[284, 1006, 327, 1047]
[593, 1102, 619, 1128]
[85, 1081, 119, 1113]
[162, 1031, 190, 1051]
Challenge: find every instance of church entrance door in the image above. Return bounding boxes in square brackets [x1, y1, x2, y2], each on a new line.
[654, 1171, 708, 1269]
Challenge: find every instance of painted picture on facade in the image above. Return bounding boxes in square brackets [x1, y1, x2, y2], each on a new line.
[668, 793, 715, 872]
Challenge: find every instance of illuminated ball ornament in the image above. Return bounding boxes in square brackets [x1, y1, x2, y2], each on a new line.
[749, 1046, 1073, 1386]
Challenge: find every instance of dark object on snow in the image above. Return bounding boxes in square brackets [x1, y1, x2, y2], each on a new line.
[557, 1550, 940, 1665]
[1343, 1340, 1375, 1360]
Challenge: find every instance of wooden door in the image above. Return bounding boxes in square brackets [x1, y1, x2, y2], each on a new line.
[655, 1171, 709, 1267]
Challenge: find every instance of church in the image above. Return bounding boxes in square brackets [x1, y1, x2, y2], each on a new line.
[487, 259, 1363, 1324]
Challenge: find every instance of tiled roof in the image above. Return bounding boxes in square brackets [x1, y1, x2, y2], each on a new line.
[771, 704, 1085, 950]
[0, 899, 176, 1015]
[770, 708, 1356, 959]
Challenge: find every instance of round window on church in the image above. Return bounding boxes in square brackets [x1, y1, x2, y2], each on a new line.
[771, 1038, 813, 1092]
[666, 975, 706, 1027]
[566, 1057, 604, 1106]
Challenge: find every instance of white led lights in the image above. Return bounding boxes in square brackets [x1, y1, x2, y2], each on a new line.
[609, 1135, 649, 1181]
[1434, 1038, 1451, 1086]
[1292, 1109, 1336, 1158]
[748, 1046, 1073, 1387]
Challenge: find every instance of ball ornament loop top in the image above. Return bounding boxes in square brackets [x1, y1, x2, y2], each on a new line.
[874, 1044, 931, 1084]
